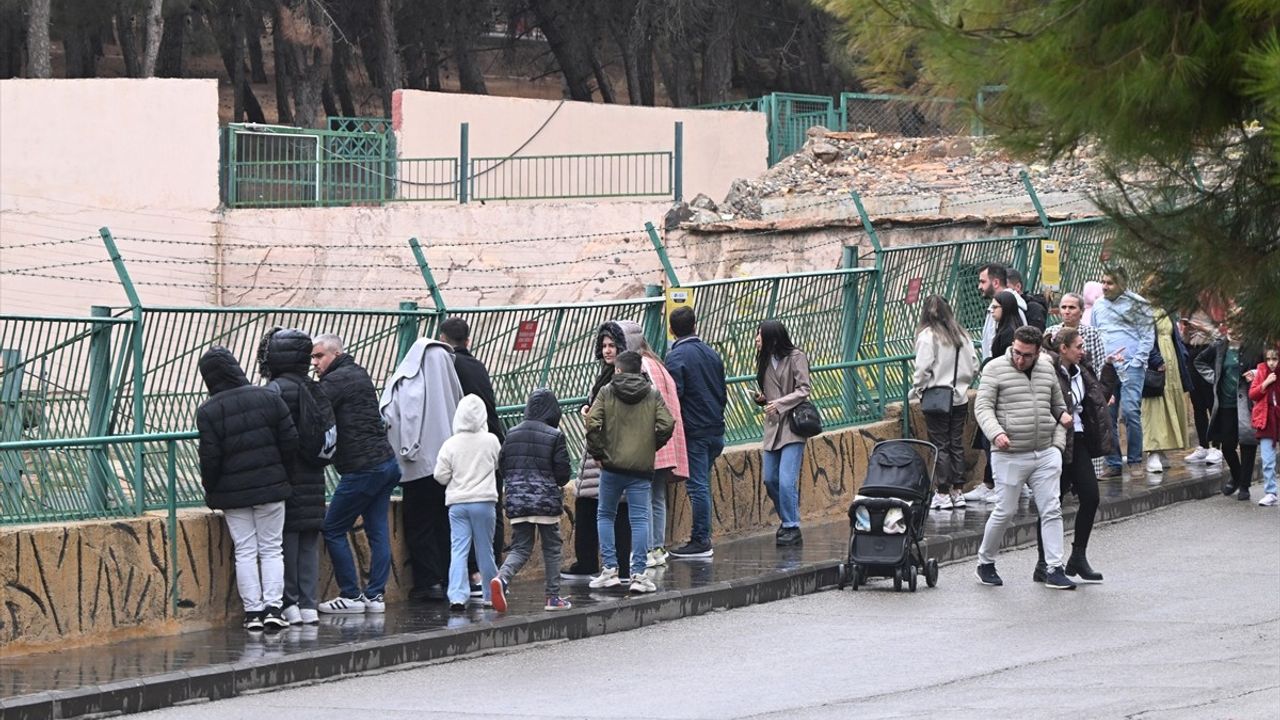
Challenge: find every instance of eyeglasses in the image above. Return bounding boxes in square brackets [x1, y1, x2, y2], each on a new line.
[1011, 349, 1037, 360]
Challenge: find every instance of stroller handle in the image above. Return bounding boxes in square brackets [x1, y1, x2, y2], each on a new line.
[872, 438, 940, 481]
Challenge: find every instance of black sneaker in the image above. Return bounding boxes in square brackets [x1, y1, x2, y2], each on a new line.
[560, 563, 596, 580]
[469, 582, 484, 598]
[976, 563, 1003, 586]
[776, 527, 803, 547]
[449, 602, 467, 612]
[1222, 480, 1239, 496]
[243, 611, 265, 632]
[1043, 567, 1078, 590]
[1032, 561, 1047, 583]
[1237, 487, 1251, 502]
[262, 605, 289, 631]
[669, 539, 715, 558]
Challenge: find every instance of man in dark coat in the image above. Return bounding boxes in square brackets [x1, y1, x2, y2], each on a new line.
[258, 327, 334, 625]
[197, 346, 297, 632]
[312, 334, 402, 615]
[438, 317, 507, 579]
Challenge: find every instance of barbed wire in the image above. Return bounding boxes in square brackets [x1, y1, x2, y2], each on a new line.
[0, 258, 112, 275]
[0, 235, 98, 251]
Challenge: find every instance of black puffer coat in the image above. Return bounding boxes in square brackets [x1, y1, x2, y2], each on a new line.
[499, 388, 571, 519]
[260, 328, 328, 532]
[319, 353, 393, 474]
[197, 347, 297, 510]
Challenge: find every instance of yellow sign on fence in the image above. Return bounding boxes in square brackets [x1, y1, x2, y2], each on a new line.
[1040, 240, 1061, 291]
[664, 287, 696, 341]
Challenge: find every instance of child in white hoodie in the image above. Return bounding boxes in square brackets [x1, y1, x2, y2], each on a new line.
[434, 394, 502, 610]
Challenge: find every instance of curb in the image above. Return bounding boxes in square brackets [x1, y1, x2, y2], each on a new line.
[0, 471, 1222, 720]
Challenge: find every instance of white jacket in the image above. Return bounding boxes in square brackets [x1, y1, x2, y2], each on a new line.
[379, 339, 463, 482]
[434, 395, 501, 506]
[913, 327, 978, 406]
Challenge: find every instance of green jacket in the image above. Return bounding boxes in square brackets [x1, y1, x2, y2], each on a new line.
[586, 373, 675, 477]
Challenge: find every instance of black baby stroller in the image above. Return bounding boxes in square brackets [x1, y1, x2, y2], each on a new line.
[837, 439, 939, 592]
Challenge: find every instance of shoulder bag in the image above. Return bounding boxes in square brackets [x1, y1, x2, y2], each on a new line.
[921, 346, 960, 416]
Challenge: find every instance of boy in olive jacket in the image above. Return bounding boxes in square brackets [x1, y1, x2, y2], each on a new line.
[585, 351, 675, 593]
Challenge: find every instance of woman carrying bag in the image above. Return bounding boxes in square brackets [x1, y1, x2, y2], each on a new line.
[912, 296, 978, 511]
[754, 320, 817, 547]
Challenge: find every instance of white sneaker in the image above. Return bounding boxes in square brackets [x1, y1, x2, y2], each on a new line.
[629, 572, 657, 594]
[1205, 448, 1224, 464]
[317, 595, 366, 614]
[589, 566, 621, 589]
[1146, 454, 1164, 473]
[930, 492, 953, 510]
[282, 605, 303, 625]
[1259, 493, 1278, 507]
[949, 490, 966, 508]
[299, 608, 319, 624]
[1185, 447, 1209, 463]
[362, 593, 386, 613]
[962, 485, 992, 502]
[645, 548, 669, 568]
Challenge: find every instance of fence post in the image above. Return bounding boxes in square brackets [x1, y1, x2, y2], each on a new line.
[458, 122, 470, 204]
[642, 284, 667, 355]
[1019, 170, 1050, 228]
[850, 191, 887, 412]
[87, 306, 113, 512]
[166, 439, 180, 615]
[407, 238, 448, 313]
[673, 122, 684, 202]
[100, 227, 147, 513]
[839, 247, 860, 420]
[396, 300, 420, 362]
[644, 222, 681, 287]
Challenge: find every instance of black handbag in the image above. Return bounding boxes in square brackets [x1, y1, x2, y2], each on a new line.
[1142, 347, 1166, 398]
[788, 400, 823, 438]
[921, 346, 960, 416]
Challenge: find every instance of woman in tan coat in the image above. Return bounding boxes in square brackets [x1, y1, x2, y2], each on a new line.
[754, 320, 812, 547]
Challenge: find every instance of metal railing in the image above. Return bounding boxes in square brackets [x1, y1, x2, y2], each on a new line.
[469, 151, 675, 201]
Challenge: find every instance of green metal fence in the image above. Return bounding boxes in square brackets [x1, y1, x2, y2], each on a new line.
[469, 152, 675, 201]
[840, 92, 969, 137]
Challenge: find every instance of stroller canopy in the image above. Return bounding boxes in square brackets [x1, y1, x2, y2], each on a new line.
[860, 441, 933, 501]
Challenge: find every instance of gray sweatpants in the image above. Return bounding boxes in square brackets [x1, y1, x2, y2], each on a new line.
[497, 522, 563, 596]
[283, 529, 321, 610]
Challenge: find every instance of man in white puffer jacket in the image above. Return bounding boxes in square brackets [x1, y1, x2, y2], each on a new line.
[434, 395, 501, 610]
[973, 325, 1076, 590]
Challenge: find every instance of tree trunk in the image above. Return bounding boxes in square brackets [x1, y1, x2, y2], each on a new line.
[26, 0, 52, 78]
[155, 5, 186, 77]
[274, 0, 333, 128]
[321, 83, 339, 118]
[0, 3, 24, 78]
[142, 0, 164, 76]
[453, 35, 488, 94]
[698, 2, 735, 105]
[374, 0, 402, 116]
[272, 14, 294, 123]
[591, 53, 616, 103]
[528, 0, 594, 101]
[63, 23, 100, 78]
[331, 43, 356, 117]
[211, 1, 266, 122]
[245, 8, 267, 83]
[115, 9, 143, 78]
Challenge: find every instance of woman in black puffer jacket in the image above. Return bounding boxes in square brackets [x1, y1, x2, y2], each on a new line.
[257, 327, 334, 626]
[197, 346, 297, 632]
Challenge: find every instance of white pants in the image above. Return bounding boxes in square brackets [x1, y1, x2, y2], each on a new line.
[978, 449, 1065, 568]
[223, 501, 286, 612]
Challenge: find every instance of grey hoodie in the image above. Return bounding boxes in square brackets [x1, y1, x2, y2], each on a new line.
[380, 338, 463, 482]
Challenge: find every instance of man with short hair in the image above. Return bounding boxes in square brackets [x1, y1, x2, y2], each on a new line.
[978, 263, 1028, 361]
[663, 307, 727, 559]
[1046, 292, 1107, 373]
[1092, 266, 1156, 478]
[312, 334, 402, 614]
[973, 326, 1076, 590]
[1006, 268, 1048, 330]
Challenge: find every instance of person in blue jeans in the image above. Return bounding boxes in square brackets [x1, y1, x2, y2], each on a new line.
[586, 351, 675, 594]
[1091, 267, 1155, 478]
[311, 335, 401, 614]
[433, 395, 502, 611]
[663, 307, 727, 559]
[754, 321, 812, 546]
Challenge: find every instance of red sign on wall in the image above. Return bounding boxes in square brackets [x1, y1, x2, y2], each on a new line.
[512, 320, 539, 351]
[905, 277, 923, 304]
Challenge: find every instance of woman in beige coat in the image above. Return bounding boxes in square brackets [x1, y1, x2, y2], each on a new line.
[1142, 311, 1190, 473]
[753, 320, 812, 546]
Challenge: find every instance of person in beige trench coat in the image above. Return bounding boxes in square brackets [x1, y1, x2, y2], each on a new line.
[753, 320, 812, 547]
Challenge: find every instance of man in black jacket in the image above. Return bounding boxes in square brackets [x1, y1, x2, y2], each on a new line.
[439, 317, 506, 576]
[1007, 268, 1048, 331]
[197, 346, 298, 632]
[311, 334, 402, 615]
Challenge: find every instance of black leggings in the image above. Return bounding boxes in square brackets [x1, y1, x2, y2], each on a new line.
[570, 495, 631, 577]
[1224, 443, 1258, 488]
[1038, 435, 1101, 562]
[1187, 345, 1215, 448]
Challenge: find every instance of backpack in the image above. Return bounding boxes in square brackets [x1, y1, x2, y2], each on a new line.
[270, 375, 337, 466]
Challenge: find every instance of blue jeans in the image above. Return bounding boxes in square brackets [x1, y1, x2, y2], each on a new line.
[1107, 365, 1146, 468]
[1262, 439, 1277, 496]
[322, 457, 401, 599]
[597, 470, 652, 577]
[762, 442, 804, 528]
[686, 435, 724, 544]
[447, 502, 498, 604]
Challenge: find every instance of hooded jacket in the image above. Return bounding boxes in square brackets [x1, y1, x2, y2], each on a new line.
[585, 372, 675, 478]
[617, 320, 689, 479]
[1196, 340, 1263, 445]
[380, 338, 463, 482]
[260, 329, 330, 532]
[433, 394, 501, 505]
[1249, 360, 1280, 441]
[500, 389, 571, 520]
[974, 346, 1068, 454]
[196, 346, 297, 511]
[318, 353, 393, 475]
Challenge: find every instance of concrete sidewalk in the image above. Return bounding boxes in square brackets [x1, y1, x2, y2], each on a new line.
[0, 462, 1233, 719]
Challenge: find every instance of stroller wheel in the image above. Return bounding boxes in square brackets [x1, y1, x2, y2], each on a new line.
[837, 563, 848, 590]
[925, 559, 939, 588]
[908, 564, 918, 592]
[850, 564, 862, 591]
[893, 566, 904, 592]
